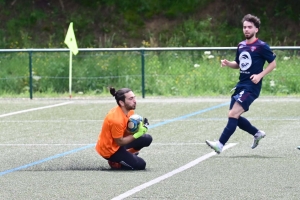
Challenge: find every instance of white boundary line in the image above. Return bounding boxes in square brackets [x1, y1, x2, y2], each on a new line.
[0, 120, 101, 122]
[111, 143, 237, 200]
[0, 142, 207, 146]
[0, 144, 92, 146]
[0, 102, 74, 118]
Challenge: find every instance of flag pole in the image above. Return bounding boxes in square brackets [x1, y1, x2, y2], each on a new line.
[64, 22, 78, 99]
[69, 50, 72, 98]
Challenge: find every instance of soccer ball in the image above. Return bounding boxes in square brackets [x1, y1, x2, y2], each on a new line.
[127, 114, 143, 133]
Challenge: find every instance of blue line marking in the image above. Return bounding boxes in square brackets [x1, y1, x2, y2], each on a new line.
[0, 144, 95, 176]
[0, 102, 229, 176]
[148, 102, 229, 129]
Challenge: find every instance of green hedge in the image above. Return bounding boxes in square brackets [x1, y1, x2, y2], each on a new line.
[0, 49, 299, 97]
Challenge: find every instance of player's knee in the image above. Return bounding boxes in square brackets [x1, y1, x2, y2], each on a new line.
[228, 111, 240, 119]
[134, 159, 146, 170]
[228, 113, 235, 118]
[141, 134, 152, 146]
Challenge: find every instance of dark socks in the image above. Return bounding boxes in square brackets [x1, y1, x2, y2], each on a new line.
[219, 118, 238, 145]
[237, 116, 258, 135]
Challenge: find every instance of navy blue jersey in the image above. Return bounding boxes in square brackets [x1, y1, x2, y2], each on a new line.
[234, 39, 276, 96]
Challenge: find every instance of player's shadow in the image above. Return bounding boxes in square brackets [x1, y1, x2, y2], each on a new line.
[23, 165, 108, 171]
[23, 164, 150, 172]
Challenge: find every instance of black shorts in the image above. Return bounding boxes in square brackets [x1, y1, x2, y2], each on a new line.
[230, 87, 258, 111]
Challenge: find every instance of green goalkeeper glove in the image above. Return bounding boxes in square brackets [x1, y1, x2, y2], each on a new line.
[133, 122, 148, 139]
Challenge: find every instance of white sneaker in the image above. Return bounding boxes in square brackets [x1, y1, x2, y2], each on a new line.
[205, 140, 223, 154]
[251, 130, 266, 149]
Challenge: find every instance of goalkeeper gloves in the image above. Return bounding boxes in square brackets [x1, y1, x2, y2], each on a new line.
[133, 119, 149, 139]
[143, 117, 149, 128]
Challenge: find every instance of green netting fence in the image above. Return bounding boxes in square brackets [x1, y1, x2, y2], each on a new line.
[0, 47, 299, 98]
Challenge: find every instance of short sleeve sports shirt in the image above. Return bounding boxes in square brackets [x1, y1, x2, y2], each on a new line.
[95, 106, 134, 158]
[235, 38, 276, 96]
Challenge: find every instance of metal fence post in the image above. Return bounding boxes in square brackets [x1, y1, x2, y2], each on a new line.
[28, 51, 33, 99]
[141, 49, 145, 98]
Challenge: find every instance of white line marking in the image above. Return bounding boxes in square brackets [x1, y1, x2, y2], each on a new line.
[111, 143, 237, 200]
[1, 118, 298, 123]
[151, 142, 206, 145]
[0, 144, 92, 146]
[0, 120, 101, 122]
[0, 102, 74, 118]
[0, 142, 207, 146]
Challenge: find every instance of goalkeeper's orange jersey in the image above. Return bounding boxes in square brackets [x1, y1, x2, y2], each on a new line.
[95, 106, 134, 158]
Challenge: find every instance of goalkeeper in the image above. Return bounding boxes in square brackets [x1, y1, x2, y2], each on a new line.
[95, 87, 152, 170]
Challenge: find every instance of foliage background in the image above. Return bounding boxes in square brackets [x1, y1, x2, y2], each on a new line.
[0, 0, 299, 48]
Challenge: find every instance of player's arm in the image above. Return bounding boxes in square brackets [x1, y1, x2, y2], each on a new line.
[260, 60, 276, 77]
[114, 123, 148, 146]
[112, 122, 135, 146]
[250, 60, 276, 84]
[221, 59, 239, 69]
[114, 135, 135, 146]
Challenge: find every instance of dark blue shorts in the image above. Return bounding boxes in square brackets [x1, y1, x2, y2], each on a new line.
[230, 87, 258, 111]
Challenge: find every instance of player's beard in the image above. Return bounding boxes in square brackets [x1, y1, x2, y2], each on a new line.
[244, 32, 255, 40]
[125, 102, 136, 111]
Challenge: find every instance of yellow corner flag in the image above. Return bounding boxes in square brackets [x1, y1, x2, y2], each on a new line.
[64, 22, 78, 55]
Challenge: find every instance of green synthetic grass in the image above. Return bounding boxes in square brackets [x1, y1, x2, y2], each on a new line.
[0, 97, 299, 199]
